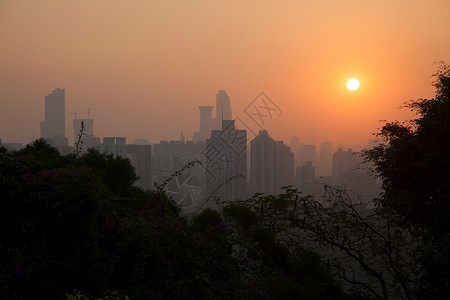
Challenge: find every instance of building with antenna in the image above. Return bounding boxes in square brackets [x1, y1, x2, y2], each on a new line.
[71, 107, 100, 152]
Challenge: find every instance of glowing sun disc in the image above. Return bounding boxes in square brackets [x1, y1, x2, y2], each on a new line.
[347, 78, 359, 91]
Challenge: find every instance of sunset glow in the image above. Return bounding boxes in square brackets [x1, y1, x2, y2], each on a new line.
[0, 0, 449, 147]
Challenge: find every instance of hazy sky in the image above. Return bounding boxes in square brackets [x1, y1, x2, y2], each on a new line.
[1, 0, 450, 147]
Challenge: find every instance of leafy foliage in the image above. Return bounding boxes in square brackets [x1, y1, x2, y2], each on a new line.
[223, 187, 419, 300]
[364, 64, 450, 238]
[363, 63, 450, 298]
[0, 140, 347, 299]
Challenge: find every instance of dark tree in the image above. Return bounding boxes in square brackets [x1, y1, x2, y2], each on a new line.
[363, 63, 450, 297]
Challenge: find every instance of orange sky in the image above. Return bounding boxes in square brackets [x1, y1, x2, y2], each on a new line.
[1, 0, 449, 148]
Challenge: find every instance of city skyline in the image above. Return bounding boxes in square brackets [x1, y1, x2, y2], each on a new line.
[2, 1, 450, 147]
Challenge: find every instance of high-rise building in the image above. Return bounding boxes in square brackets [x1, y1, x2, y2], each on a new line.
[292, 141, 316, 168]
[332, 148, 359, 182]
[198, 106, 213, 141]
[251, 130, 276, 194]
[126, 144, 152, 190]
[303, 144, 316, 166]
[40, 88, 68, 147]
[330, 147, 381, 203]
[152, 139, 204, 208]
[296, 161, 315, 192]
[275, 141, 295, 190]
[318, 141, 332, 176]
[102, 137, 127, 158]
[250, 130, 294, 195]
[212, 90, 232, 130]
[152, 140, 204, 184]
[72, 118, 100, 153]
[203, 120, 246, 204]
[73, 119, 94, 141]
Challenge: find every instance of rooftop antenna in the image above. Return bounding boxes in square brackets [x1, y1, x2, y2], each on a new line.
[73, 107, 96, 119]
[87, 107, 96, 119]
[70, 111, 87, 119]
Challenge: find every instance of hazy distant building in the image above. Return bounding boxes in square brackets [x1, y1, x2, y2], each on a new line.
[132, 138, 151, 145]
[152, 139, 204, 208]
[203, 120, 247, 204]
[251, 130, 276, 194]
[250, 130, 294, 195]
[40, 88, 68, 147]
[330, 147, 381, 203]
[198, 106, 213, 141]
[127, 144, 152, 190]
[290, 137, 303, 168]
[152, 140, 203, 183]
[275, 141, 295, 190]
[296, 161, 315, 192]
[73, 118, 100, 153]
[303, 144, 316, 166]
[180, 132, 185, 144]
[102, 137, 127, 158]
[0, 142, 23, 151]
[73, 119, 93, 141]
[212, 90, 232, 130]
[332, 148, 358, 182]
[318, 141, 332, 176]
[290, 136, 300, 151]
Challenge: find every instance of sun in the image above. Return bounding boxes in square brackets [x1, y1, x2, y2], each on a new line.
[346, 78, 359, 91]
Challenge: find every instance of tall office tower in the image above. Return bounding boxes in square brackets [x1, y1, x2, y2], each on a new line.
[151, 139, 204, 185]
[332, 148, 359, 182]
[250, 130, 295, 195]
[152, 139, 204, 208]
[212, 90, 232, 130]
[290, 136, 300, 153]
[203, 120, 246, 204]
[126, 144, 152, 191]
[275, 141, 295, 189]
[198, 106, 213, 141]
[296, 161, 315, 192]
[331, 147, 381, 203]
[40, 88, 68, 146]
[318, 141, 332, 176]
[303, 144, 316, 166]
[251, 130, 276, 194]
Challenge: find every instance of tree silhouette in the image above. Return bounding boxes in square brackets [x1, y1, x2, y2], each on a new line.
[363, 62, 450, 297]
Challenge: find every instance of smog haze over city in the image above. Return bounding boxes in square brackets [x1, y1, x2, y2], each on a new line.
[1, 0, 449, 147]
[2, 1, 450, 299]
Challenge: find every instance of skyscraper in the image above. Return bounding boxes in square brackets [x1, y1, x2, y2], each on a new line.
[40, 88, 67, 145]
[198, 106, 213, 141]
[303, 144, 316, 166]
[318, 141, 332, 176]
[332, 148, 358, 182]
[212, 90, 232, 130]
[251, 130, 276, 194]
[250, 130, 295, 195]
[126, 144, 152, 191]
[296, 161, 315, 192]
[203, 120, 247, 204]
